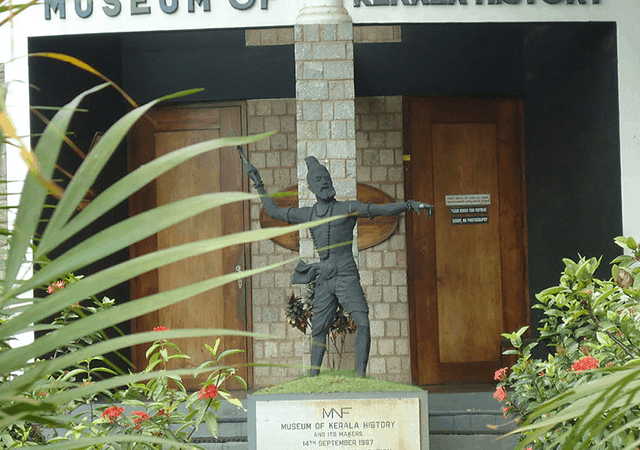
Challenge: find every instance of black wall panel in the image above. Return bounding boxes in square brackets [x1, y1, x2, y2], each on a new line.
[355, 23, 526, 96]
[120, 29, 295, 103]
[28, 34, 132, 363]
[523, 23, 621, 337]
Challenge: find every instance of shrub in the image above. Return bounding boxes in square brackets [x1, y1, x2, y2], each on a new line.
[495, 236, 640, 449]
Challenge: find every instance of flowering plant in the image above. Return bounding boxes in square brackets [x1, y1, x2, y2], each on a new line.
[495, 236, 640, 450]
[37, 328, 245, 449]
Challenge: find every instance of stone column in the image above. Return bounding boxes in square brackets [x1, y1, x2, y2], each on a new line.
[295, 0, 356, 259]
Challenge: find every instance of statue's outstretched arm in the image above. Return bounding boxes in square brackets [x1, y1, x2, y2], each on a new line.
[242, 160, 306, 224]
[366, 201, 434, 219]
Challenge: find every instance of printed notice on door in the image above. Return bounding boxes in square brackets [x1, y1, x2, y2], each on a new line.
[445, 194, 491, 206]
[254, 398, 421, 450]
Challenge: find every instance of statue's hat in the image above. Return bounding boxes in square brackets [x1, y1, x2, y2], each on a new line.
[305, 156, 329, 182]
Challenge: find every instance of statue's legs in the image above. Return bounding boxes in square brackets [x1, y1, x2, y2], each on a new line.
[350, 311, 371, 377]
[309, 329, 329, 377]
[308, 261, 371, 377]
[309, 279, 338, 377]
[336, 269, 370, 378]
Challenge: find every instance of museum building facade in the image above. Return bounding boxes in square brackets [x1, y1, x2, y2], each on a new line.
[2, 0, 637, 389]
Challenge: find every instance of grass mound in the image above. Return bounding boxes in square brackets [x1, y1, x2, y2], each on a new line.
[254, 370, 423, 394]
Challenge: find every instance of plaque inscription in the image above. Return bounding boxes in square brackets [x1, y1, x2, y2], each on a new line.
[254, 398, 421, 450]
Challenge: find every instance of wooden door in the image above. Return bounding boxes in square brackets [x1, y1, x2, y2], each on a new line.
[128, 103, 251, 390]
[404, 97, 528, 386]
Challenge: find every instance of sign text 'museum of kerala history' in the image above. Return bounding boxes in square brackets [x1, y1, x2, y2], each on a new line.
[43, 0, 600, 20]
[254, 398, 421, 450]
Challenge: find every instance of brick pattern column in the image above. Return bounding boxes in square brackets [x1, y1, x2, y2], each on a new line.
[295, 3, 356, 259]
[246, 99, 309, 386]
[356, 97, 411, 383]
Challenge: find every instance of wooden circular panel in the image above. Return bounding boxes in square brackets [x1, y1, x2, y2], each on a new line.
[259, 183, 399, 252]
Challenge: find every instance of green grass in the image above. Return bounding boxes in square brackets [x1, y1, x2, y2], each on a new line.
[253, 370, 423, 394]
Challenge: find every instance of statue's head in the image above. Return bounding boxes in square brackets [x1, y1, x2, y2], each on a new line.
[306, 156, 336, 200]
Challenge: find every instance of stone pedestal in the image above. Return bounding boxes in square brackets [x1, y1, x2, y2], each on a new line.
[248, 391, 430, 450]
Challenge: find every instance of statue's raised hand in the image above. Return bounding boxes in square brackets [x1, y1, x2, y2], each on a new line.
[406, 200, 434, 218]
[242, 160, 264, 189]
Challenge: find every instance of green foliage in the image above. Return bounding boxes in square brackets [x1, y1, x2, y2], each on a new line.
[494, 237, 640, 450]
[0, 53, 345, 448]
[2, 322, 246, 448]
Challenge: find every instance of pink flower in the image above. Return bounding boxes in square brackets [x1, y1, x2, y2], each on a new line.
[46, 280, 65, 294]
[502, 406, 511, 418]
[132, 411, 150, 428]
[153, 326, 169, 332]
[198, 384, 219, 400]
[493, 386, 507, 402]
[102, 406, 124, 422]
[494, 367, 508, 381]
[571, 356, 599, 374]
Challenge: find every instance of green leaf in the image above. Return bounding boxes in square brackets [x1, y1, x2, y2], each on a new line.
[11, 191, 257, 298]
[232, 375, 248, 391]
[538, 286, 568, 297]
[35, 131, 273, 260]
[204, 411, 218, 437]
[2, 83, 109, 295]
[626, 237, 637, 250]
[1, 214, 346, 343]
[36, 92, 179, 258]
[212, 338, 221, 356]
[145, 342, 161, 359]
[502, 349, 521, 356]
[216, 348, 245, 362]
[0, 255, 291, 374]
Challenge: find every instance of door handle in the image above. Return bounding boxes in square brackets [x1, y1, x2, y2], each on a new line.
[235, 265, 243, 289]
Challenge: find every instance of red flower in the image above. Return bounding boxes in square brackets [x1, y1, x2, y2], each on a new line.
[46, 280, 65, 294]
[102, 406, 124, 422]
[502, 406, 511, 418]
[153, 326, 169, 332]
[571, 356, 599, 373]
[198, 384, 219, 400]
[493, 386, 507, 402]
[494, 367, 508, 381]
[132, 411, 150, 428]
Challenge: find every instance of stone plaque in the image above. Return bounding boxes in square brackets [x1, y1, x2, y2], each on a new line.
[249, 392, 428, 450]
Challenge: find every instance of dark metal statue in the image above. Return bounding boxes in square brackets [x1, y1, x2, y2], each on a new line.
[241, 152, 433, 377]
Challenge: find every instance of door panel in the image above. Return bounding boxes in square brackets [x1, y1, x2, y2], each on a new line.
[128, 103, 251, 390]
[404, 97, 528, 386]
[434, 123, 502, 364]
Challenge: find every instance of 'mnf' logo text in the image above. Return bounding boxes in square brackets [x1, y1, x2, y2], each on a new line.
[322, 407, 352, 419]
